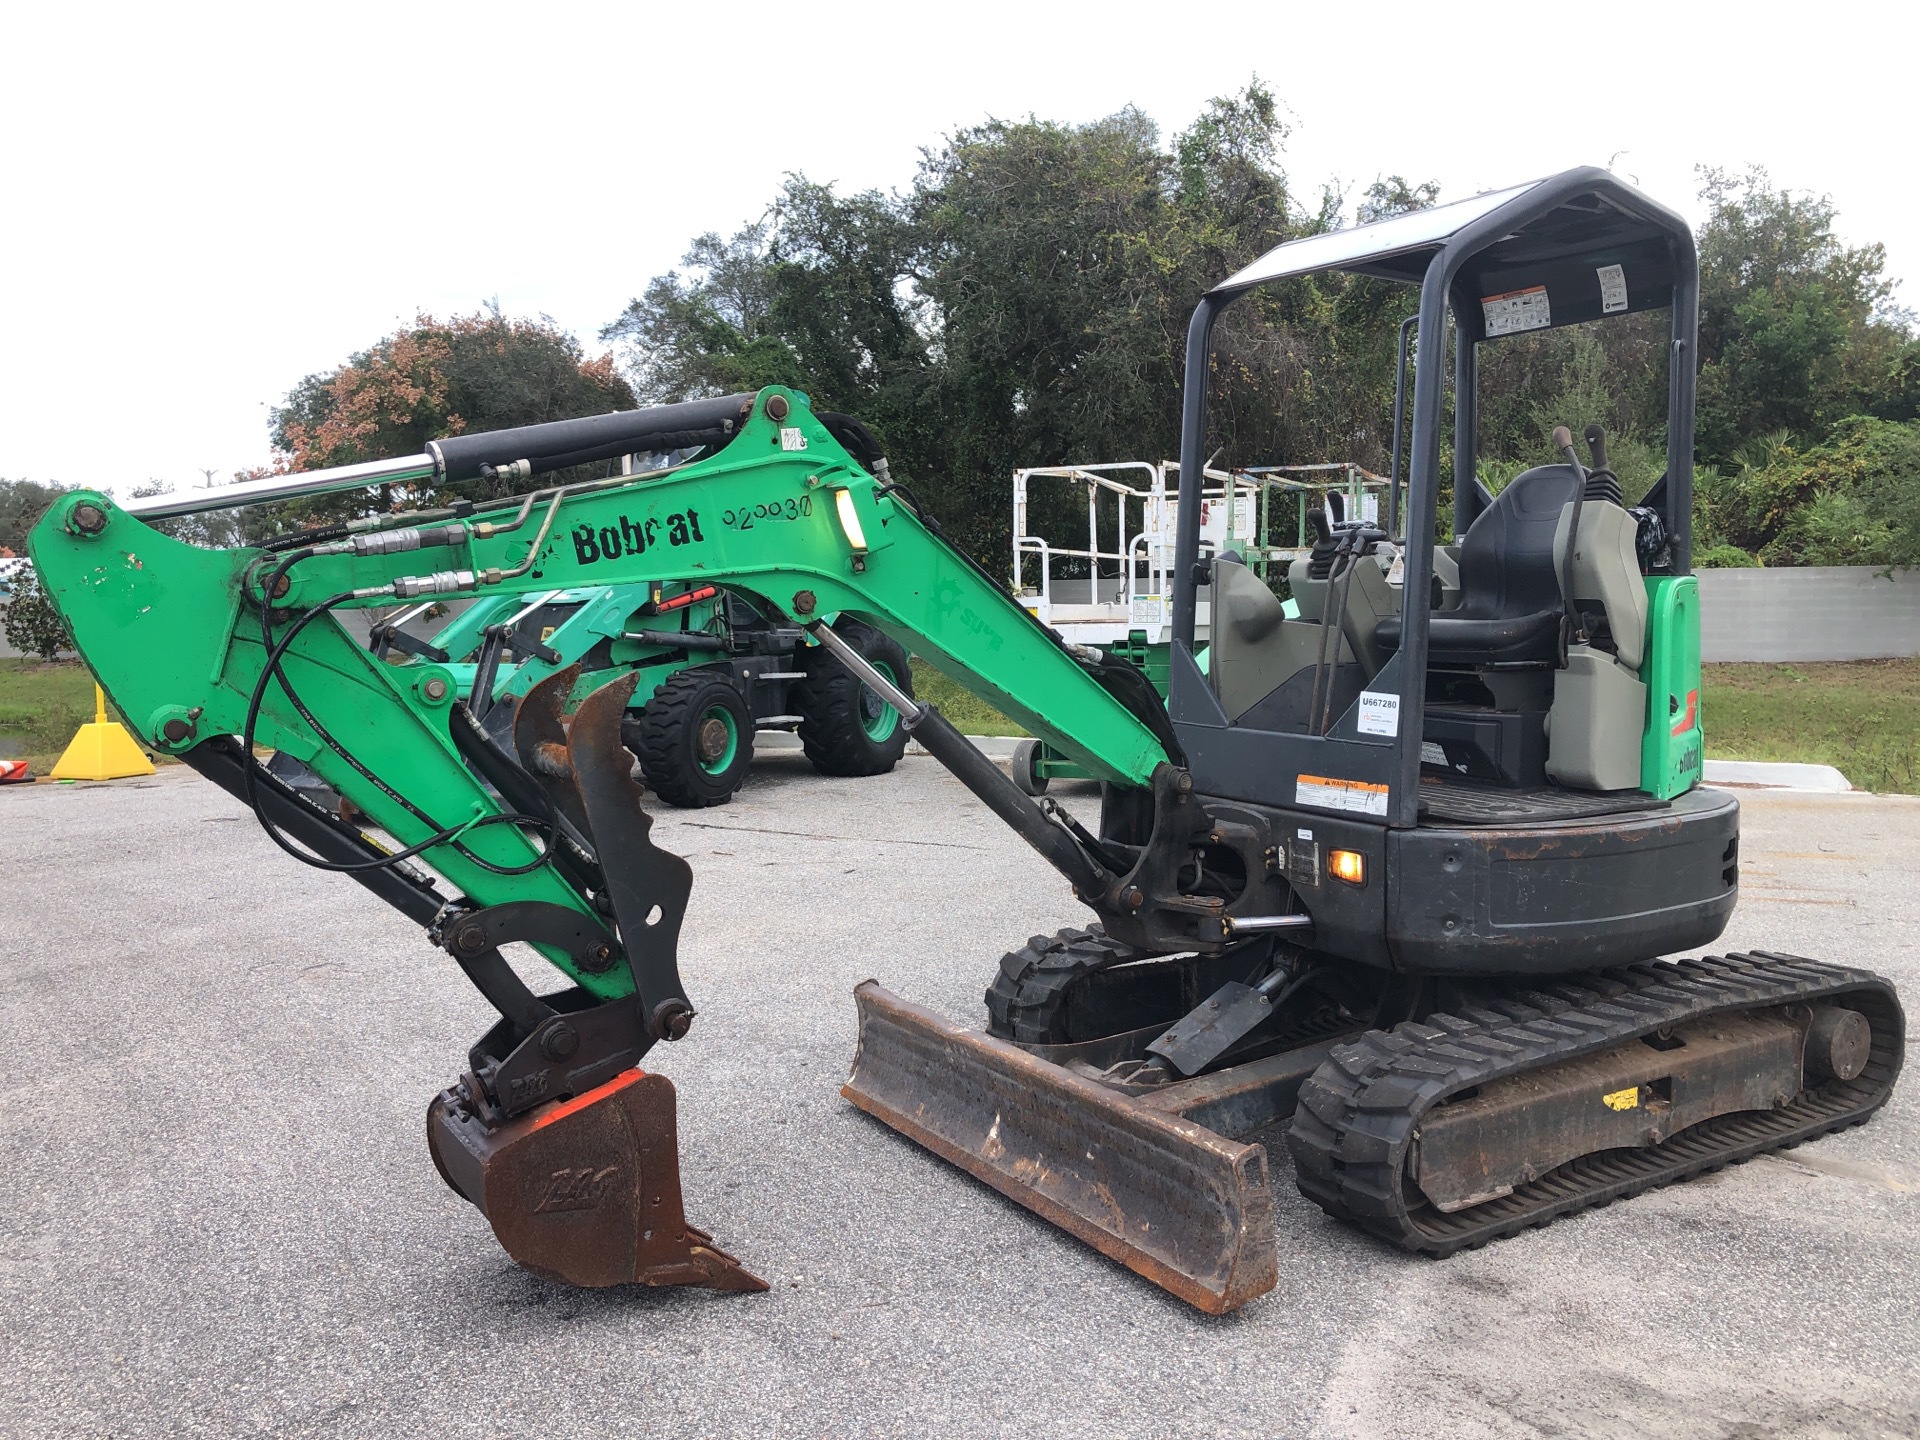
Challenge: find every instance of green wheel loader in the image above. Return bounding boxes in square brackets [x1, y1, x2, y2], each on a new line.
[273, 577, 912, 811]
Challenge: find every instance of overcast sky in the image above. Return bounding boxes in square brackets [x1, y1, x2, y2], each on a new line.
[4, 0, 1911, 496]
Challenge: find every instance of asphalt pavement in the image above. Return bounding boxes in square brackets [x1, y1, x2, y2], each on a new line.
[2, 755, 1917, 1439]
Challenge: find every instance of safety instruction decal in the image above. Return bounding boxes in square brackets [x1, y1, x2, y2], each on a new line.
[1602, 1085, 1641, 1112]
[1597, 263, 1629, 314]
[1296, 774, 1389, 817]
[1482, 284, 1551, 336]
[780, 427, 808, 451]
[1357, 690, 1401, 737]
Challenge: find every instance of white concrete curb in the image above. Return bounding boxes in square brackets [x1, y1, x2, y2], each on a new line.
[1702, 759, 1853, 792]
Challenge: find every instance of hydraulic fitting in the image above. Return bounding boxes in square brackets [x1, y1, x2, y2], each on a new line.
[390, 568, 503, 599]
[314, 522, 488, 558]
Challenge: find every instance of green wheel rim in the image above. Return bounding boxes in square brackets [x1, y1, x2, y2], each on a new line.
[860, 661, 902, 742]
[695, 704, 740, 774]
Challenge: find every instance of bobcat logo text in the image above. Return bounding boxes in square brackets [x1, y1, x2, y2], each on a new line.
[534, 1164, 622, 1213]
[572, 508, 705, 566]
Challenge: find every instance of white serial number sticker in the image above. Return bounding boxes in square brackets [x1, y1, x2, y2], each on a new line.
[1482, 284, 1551, 336]
[1295, 774, 1389, 817]
[1357, 690, 1401, 737]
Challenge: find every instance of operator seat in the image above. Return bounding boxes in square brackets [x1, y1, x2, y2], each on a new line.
[1375, 464, 1580, 666]
[1210, 553, 1345, 721]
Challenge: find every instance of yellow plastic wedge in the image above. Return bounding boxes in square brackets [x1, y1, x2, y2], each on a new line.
[51, 685, 155, 781]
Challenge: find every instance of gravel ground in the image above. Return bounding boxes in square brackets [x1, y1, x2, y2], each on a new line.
[2, 757, 1916, 1440]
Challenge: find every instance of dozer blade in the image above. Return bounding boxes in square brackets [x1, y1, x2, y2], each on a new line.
[428, 1068, 767, 1293]
[842, 982, 1278, 1314]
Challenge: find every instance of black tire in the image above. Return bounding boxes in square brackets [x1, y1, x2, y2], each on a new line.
[631, 667, 754, 808]
[984, 926, 1146, 1044]
[794, 619, 914, 777]
[1010, 737, 1049, 795]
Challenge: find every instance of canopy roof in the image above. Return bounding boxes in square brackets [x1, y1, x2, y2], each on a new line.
[1211, 168, 1689, 335]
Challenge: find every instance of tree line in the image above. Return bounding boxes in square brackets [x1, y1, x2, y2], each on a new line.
[6, 81, 1916, 573]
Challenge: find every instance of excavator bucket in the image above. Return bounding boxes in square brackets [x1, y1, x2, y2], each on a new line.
[428, 1068, 767, 1292]
[421, 667, 765, 1294]
[842, 982, 1279, 1313]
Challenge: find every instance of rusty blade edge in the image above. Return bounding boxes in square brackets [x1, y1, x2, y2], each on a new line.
[840, 981, 1278, 1315]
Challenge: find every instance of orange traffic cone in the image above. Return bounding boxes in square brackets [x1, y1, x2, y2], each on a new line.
[51, 685, 155, 781]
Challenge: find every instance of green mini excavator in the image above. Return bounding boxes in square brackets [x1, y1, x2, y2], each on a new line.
[31, 169, 1904, 1311]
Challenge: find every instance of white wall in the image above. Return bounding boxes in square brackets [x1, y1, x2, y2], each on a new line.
[1697, 566, 1920, 662]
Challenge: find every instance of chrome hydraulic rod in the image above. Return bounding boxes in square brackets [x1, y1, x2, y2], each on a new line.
[125, 453, 442, 519]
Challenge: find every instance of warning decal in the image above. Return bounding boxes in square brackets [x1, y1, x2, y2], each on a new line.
[1482, 284, 1551, 337]
[1602, 1086, 1641, 1112]
[1295, 774, 1390, 817]
[1597, 263, 1629, 314]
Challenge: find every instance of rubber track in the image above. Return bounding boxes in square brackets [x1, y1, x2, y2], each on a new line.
[985, 926, 1141, 1044]
[1287, 950, 1904, 1255]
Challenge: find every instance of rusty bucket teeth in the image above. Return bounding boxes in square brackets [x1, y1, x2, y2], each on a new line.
[842, 981, 1278, 1314]
[428, 1068, 767, 1294]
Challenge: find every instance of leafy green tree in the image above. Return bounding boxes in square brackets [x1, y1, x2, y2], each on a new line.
[603, 180, 935, 490]
[602, 82, 1358, 562]
[2, 564, 71, 660]
[272, 308, 636, 512]
[1696, 416, 1920, 567]
[1356, 176, 1440, 225]
[598, 94, 1915, 569]
[1694, 167, 1908, 464]
[1476, 317, 1672, 494]
[1694, 543, 1760, 568]
[0, 479, 72, 556]
[910, 105, 1198, 554]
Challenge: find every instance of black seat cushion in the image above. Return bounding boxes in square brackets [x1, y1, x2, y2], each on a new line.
[1377, 607, 1562, 665]
[1377, 464, 1580, 667]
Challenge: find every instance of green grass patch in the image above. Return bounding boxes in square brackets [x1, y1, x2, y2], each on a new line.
[908, 659, 1027, 736]
[0, 658, 110, 772]
[1704, 659, 1920, 794]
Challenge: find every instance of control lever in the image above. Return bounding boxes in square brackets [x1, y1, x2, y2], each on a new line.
[1583, 422, 1610, 475]
[1582, 423, 1623, 505]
